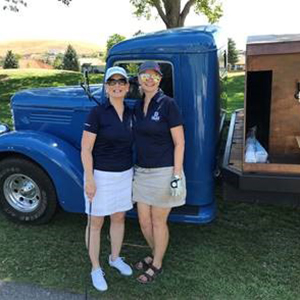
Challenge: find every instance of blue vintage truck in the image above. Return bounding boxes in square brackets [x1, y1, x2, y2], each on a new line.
[0, 25, 227, 224]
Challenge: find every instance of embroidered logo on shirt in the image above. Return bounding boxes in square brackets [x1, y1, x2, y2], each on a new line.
[151, 111, 160, 121]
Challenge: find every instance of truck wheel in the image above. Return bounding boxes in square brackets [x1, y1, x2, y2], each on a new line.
[0, 157, 57, 224]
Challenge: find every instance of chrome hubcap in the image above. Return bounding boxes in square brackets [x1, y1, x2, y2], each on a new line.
[4, 174, 41, 213]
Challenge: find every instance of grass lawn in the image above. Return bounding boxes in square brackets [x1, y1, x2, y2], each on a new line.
[0, 70, 300, 299]
[0, 69, 102, 128]
[225, 71, 245, 115]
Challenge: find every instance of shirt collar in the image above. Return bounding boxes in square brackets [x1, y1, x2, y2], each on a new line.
[104, 98, 112, 109]
[104, 98, 129, 110]
[143, 89, 165, 104]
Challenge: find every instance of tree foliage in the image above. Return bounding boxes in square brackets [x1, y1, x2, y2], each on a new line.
[106, 34, 126, 55]
[53, 54, 64, 70]
[62, 45, 79, 71]
[3, 50, 19, 69]
[130, 0, 223, 28]
[2, 0, 71, 12]
[228, 38, 239, 66]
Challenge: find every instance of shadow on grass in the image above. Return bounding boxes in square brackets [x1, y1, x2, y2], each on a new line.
[0, 74, 9, 81]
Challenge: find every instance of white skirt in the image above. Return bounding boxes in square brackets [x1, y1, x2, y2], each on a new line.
[84, 168, 133, 216]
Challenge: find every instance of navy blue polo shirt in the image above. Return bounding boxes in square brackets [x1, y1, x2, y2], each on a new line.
[134, 90, 184, 168]
[84, 101, 133, 172]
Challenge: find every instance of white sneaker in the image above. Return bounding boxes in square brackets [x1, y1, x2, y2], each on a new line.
[109, 255, 133, 276]
[91, 268, 108, 291]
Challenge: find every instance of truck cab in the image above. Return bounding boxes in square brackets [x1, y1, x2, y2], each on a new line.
[0, 25, 227, 224]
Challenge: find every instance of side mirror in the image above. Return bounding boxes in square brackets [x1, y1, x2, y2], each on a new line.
[80, 71, 101, 105]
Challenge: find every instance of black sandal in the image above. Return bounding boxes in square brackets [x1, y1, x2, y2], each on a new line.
[134, 256, 153, 271]
[137, 264, 163, 284]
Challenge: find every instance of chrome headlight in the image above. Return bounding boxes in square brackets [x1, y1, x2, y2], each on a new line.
[0, 124, 10, 134]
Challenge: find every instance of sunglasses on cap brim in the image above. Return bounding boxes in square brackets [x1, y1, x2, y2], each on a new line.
[139, 73, 161, 83]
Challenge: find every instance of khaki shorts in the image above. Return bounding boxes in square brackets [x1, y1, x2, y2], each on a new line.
[133, 166, 186, 208]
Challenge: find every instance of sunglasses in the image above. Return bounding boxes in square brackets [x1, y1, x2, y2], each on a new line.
[139, 73, 161, 83]
[106, 78, 128, 86]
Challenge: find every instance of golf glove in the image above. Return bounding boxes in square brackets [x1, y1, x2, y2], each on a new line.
[170, 175, 183, 197]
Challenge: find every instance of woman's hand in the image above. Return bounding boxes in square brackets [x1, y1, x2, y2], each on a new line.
[170, 175, 183, 197]
[81, 130, 97, 202]
[85, 178, 96, 202]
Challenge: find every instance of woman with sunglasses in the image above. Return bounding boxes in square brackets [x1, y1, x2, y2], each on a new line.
[133, 61, 186, 284]
[81, 66, 133, 292]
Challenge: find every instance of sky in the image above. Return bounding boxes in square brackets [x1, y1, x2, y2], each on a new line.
[0, 0, 300, 50]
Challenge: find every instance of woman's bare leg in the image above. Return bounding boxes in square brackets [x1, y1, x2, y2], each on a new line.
[110, 211, 126, 260]
[137, 202, 154, 251]
[86, 215, 104, 270]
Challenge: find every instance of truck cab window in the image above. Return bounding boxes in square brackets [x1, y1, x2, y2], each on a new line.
[114, 61, 174, 100]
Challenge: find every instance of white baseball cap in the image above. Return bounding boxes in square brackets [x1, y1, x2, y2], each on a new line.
[104, 66, 128, 83]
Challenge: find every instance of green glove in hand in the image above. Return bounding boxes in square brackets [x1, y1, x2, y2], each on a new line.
[170, 175, 183, 197]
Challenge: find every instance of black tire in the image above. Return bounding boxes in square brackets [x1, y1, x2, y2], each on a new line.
[0, 157, 57, 224]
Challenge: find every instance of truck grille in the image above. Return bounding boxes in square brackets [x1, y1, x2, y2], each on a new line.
[29, 113, 72, 125]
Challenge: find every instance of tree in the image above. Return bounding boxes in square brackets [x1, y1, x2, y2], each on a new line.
[62, 45, 79, 71]
[105, 34, 126, 59]
[3, 50, 19, 69]
[106, 34, 126, 54]
[53, 54, 64, 70]
[130, 0, 222, 28]
[228, 38, 239, 67]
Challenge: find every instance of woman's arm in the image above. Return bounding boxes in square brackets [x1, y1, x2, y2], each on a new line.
[170, 125, 185, 177]
[81, 130, 97, 201]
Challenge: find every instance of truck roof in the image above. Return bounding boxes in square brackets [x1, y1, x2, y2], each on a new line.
[109, 25, 225, 55]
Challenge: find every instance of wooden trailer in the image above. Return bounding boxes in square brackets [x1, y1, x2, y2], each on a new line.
[223, 34, 300, 206]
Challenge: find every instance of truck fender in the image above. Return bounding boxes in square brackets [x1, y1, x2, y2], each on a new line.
[0, 130, 85, 213]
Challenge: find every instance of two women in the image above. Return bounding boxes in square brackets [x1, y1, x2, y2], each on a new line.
[81, 61, 186, 291]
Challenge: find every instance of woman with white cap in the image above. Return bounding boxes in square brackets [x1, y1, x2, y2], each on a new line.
[81, 66, 133, 292]
[133, 61, 186, 284]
